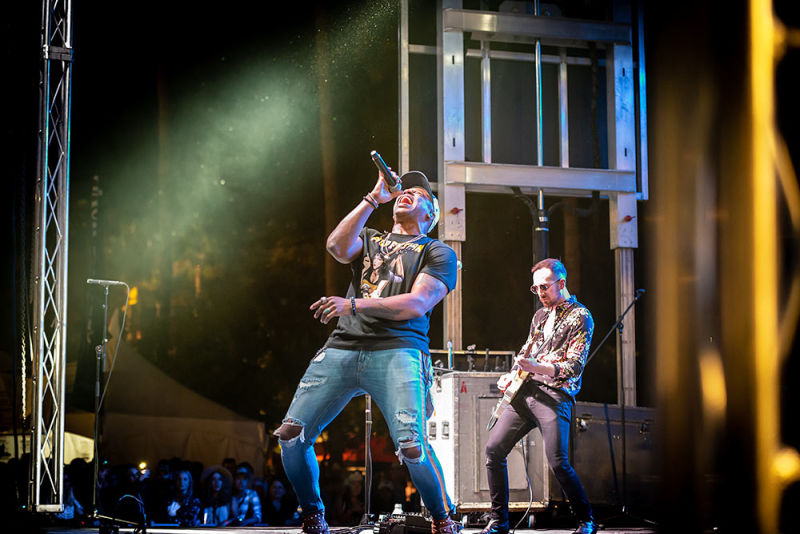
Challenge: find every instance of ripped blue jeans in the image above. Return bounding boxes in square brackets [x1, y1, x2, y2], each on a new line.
[279, 347, 453, 520]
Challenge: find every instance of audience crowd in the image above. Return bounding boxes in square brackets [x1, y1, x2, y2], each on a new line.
[0, 453, 421, 528]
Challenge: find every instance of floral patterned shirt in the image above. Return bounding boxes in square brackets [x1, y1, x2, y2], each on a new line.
[518, 296, 594, 399]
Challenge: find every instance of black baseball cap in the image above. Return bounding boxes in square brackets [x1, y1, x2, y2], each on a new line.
[399, 171, 440, 232]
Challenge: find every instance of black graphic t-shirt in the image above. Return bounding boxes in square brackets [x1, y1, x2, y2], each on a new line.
[326, 227, 458, 353]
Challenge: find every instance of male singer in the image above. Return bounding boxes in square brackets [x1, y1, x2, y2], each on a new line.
[276, 167, 460, 534]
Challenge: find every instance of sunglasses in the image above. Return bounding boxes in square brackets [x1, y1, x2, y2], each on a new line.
[530, 279, 562, 294]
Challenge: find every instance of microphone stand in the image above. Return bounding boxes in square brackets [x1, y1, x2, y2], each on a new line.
[90, 284, 109, 519]
[88, 282, 145, 533]
[585, 289, 654, 527]
[360, 394, 374, 527]
[585, 289, 644, 368]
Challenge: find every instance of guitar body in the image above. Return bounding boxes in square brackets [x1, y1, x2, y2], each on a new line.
[486, 368, 530, 430]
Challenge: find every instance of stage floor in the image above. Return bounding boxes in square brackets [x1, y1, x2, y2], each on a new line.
[43, 527, 656, 534]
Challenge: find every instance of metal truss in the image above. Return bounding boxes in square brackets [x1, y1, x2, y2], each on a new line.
[29, 0, 73, 512]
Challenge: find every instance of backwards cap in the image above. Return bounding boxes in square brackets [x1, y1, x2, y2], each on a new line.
[399, 171, 439, 233]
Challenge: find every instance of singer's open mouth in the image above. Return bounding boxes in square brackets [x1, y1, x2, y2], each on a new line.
[398, 196, 413, 207]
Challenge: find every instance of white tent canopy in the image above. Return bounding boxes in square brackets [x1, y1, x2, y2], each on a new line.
[68, 329, 265, 474]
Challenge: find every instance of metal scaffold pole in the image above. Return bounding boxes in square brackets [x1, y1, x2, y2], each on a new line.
[29, 0, 73, 512]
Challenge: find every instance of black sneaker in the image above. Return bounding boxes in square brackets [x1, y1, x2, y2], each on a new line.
[479, 519, 510, 534]
[431, 516, 462, 534]
[302, 510, 330, 534]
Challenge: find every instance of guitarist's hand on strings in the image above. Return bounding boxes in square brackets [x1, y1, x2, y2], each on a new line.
[497, 372, 514, 392]
[513, 355, 556, 377]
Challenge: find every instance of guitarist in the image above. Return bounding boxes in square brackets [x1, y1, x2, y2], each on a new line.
[482, 259, 596, 534]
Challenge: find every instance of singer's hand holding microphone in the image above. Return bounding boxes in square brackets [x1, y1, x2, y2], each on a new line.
[369, 150, 402, 205]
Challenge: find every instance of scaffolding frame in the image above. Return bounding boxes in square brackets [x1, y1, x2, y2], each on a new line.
[399, 0, 647, 406]
[28, 0, 73, 512]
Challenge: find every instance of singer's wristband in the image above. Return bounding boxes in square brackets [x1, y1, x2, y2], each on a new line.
[363, 194, 379, 209]
[350, 296, 357, 316]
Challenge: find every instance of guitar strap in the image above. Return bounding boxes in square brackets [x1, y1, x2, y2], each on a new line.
[518, 300, 575, 383]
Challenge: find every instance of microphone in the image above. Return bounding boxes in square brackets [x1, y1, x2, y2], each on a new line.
[370, 150, 401, 192]
[87, 278, 127, 287]
[635, 288, 646, 298]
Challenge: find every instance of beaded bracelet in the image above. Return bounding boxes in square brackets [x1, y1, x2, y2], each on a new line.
[350, 296, 357, 316]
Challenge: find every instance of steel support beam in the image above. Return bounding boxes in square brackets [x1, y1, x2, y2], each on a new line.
[399, 0, 410, 175]
[438, 0, 467, 349]
[443, 8, 631, 47]
[446, 161, 636, 195]
[29, 0, 73, 513]
[607, 1, 638, 407]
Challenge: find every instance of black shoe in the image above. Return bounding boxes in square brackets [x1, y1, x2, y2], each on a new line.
[431, 516, 462, 534]
[479, 519, 509, 534]
[302, 510, 330, 534]
[572, 519, 598, 534]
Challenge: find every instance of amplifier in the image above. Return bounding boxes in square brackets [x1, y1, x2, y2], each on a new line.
[427, 372, 549, 512]
[571, 401, 658, 510]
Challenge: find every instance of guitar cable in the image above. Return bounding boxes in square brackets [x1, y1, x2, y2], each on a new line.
[510, 437, 535, 533]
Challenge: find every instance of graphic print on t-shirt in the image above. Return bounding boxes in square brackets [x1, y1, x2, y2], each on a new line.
[359, 233, 423, 298]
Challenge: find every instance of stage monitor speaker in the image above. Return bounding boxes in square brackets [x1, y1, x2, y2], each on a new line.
[427, 372, 549, 512]
[571, 401, 658, 511]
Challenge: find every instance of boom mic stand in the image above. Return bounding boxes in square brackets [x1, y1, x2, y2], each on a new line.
[87, 281, 145, 533]
[585, 288, 654, 528]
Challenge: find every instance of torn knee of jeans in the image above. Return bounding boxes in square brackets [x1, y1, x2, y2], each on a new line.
[394, 409, 418, 426]
[395, 437, 424, 464]
[276, 419, 305, 446]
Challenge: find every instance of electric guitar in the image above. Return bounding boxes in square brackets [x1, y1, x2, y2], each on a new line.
[488, 306, 569, 430]
[487, 328, 554, 431]
[486, 367, 530, 431]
